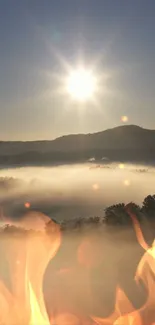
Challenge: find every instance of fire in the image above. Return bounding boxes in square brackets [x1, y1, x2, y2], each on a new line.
[53, 313, 80, 325]
[0, 211, 61, 325]
[126, 204, 150, 251]
[29, 282, 50, 325]
[0, 206, 154, 324]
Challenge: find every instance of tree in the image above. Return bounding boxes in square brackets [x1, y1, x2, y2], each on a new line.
[104, 202, 141, 226]
[104, 203, 128, 225]
[126, 202, 142, 221]
[87, 216, 100, 225]
[142, 195, 155, 217]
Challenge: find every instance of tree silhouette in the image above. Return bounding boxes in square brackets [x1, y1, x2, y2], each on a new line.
[104, 203, 130, 225]
[142, 194, 155, 217]
[104, 202, 142, 226]
[87, 216, 100, 225]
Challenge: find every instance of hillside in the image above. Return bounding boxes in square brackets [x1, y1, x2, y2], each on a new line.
[0, 125, 155, 165]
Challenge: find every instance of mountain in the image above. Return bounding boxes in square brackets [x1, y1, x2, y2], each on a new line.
[0, 125, 155, 165]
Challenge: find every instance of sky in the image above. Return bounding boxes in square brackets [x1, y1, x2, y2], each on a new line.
[0, 0, 155, 140]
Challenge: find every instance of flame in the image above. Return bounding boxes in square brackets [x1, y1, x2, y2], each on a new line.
[126, 205, 150, 251]
[53, 312, 80, 325]
[29, 281, 50, 325]
[91, 206, 155, 325]
[0, 211, 61, 325]
[0, 206, 155, 324]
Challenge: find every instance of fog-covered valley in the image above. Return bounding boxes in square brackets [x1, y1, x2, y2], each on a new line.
[0, 163, 154, 222]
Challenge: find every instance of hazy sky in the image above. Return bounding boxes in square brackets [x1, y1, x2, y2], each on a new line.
[1, 0, 155, 140]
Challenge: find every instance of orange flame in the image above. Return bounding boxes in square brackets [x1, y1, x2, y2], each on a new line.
[0, 211, 61, 325]
[0, 206, 155, 324]
[125, 204, 150, 251]
[91, 205, 155, 325]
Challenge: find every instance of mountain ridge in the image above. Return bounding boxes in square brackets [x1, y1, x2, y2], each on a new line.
[0, 125, 155, 165]
[0, 124, 153, 143]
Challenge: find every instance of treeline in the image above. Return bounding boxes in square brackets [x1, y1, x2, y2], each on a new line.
[60, 194, 155, 231]
[1, 194, 155, 237]
[0, 148, 155, 166]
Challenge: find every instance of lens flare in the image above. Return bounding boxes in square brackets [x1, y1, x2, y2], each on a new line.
[25, 202, 31, 209]
[66, 69, 97, 101]
[119, 163, 125, 169]
[124, 179, 130, 186]
[121, 116, 128, 123]
[92, 183, 100, 191]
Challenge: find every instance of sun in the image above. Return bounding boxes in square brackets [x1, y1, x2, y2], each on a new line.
[66, 68, 97, 101]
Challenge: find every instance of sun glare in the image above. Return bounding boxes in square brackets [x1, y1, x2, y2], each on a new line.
[66, 68, 97, 101]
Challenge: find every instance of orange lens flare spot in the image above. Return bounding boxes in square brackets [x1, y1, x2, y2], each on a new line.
[123, 179, 130, 186]
[24, 202, 31, 209]
[92, 183, 100, 191]
[121, 115, 128, 122]
[119, 163, 125, 169]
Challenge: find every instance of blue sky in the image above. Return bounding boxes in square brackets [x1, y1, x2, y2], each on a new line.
[0, 0, 155, 140]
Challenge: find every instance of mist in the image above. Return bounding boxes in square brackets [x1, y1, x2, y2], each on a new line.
[0, 163, 154, 222]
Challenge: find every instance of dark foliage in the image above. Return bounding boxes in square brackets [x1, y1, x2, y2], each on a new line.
[56, 194, 155, 232]
[0, 194, 155, 236]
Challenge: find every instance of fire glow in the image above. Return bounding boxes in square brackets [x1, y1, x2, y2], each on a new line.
[0, 208, 154, 324]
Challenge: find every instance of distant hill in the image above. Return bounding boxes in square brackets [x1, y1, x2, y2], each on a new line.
[0, 125, 155, 166]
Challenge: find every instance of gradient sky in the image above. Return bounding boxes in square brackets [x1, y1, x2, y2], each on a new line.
[0, 0, 155, 140]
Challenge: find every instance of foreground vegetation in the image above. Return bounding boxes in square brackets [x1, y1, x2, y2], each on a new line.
[59, 194, 155, 231]
[0, 194, 155, 241]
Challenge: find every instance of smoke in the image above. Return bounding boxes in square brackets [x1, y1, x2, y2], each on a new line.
[0, 163, 154, 221]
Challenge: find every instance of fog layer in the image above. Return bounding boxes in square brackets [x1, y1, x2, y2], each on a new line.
[0, 163, 154, 221]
